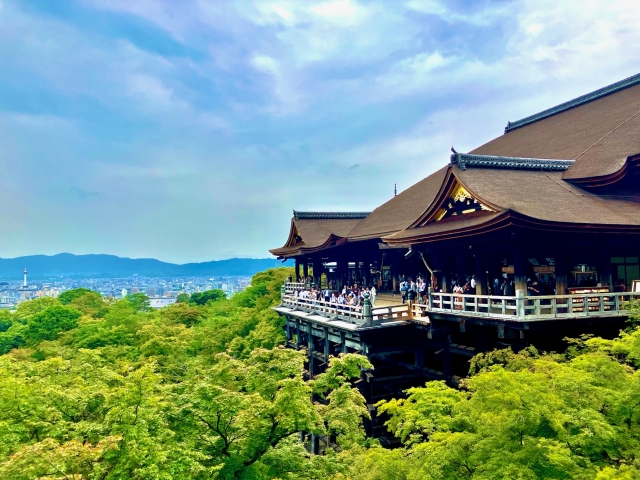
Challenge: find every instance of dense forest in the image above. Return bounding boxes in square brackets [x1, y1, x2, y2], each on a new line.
[0, 267, 639, 479]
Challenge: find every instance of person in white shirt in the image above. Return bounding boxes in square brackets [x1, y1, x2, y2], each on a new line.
[470, 275, 476, 290]
[370, 286, 377, 305]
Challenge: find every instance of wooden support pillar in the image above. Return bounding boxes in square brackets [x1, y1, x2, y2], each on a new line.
[303, 262, 309, 281]
[294, 259, 300, 280]
[474, 252, 488, 295]
[340, 331, 348, 354]
[442, 335, 454, 384]
[295, 318, 302, 348]
[433, 252, 448, 293]
[391, 259, 399, 293]
[599, 244, 613, 289]
[307, 326, 315, 377]
[337, 258, 347, 290]
[455, 254, 465, 285]
[310, 434, 320, 455]
[363, 261, 369, 287]
[555, 249, 568, 295]
[323, 327, 330, 363]
[513, 245, 528, 295]
[285, 319, 292, 343]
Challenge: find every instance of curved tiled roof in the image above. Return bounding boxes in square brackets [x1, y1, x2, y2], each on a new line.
[472, 78, 640, 181]
[505, 73, 640, 132]
[269, 216, 363, 257]
[346, 166, 449, 240]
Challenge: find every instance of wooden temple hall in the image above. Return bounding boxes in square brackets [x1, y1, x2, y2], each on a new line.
[270, 74, 640, 443]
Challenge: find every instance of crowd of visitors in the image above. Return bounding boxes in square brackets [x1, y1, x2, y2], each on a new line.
[292, 283, 377, 309]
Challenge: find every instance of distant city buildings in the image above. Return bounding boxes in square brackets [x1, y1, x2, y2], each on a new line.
[0, 270, 250, 309]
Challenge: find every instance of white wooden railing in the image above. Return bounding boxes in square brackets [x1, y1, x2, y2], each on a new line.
[426, 291, 640, 321]
[281, 291, 409, 325]
[285, 282, 306, 294]
[283, 283, 640, 323]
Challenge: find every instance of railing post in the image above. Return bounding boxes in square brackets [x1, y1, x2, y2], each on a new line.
[516, 290, 525, 319]
[363, 293, 373, 327]
[428, 287, 434, 310]
[281, 284, 286, 301]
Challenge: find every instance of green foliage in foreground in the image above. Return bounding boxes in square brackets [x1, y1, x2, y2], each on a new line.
[0, 276, 639, 480]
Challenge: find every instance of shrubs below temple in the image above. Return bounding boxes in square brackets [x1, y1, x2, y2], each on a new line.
[0, 270, 639, 479]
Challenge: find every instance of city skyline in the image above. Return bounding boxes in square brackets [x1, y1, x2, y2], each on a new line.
[1, 0, 639, 262]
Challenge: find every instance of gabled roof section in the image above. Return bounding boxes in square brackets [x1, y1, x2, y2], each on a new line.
[347, 166, 449, 240]
[293, 211, 370, 220]
[505, 73, 640, 132]
[471, 77, 640, 181]
[408, 168, 501, 229]
[382, 162, 640, 247]
[451, 153, 574, 171]
[269, 213, 364, 258]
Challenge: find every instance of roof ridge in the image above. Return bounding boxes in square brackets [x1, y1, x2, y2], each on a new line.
[504, 73, 640, 133]
[451, 153, 574, 171]
[293, 211, 370, 220]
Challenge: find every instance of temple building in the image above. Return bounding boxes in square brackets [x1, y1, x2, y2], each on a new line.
[270, 74, 640, 445]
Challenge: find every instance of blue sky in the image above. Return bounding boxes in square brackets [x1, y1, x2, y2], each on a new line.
[0, 0, 639, 263]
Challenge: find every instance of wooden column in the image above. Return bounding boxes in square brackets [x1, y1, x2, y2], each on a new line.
[307, 325, 315, 377]
[391, 258, 399, 293]
[294, 259, 300, 280]
[323, 327, 330, 364]
[555, 249, 568, 295]
[456, 254, 465, 285]
[303, 261, 309, 281]
[599, 244, 613, 289]
[433, 252, 448, 293]
[337, 258, 347, 290]
[474, 252, 488, 295]
[363, 261, 370, 287]
[513, 245, 528, 295]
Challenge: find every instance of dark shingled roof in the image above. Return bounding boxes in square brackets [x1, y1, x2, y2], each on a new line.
[505, 73, 640, 132]
[269, 216, 363, 257]
[472, 78, 640, 181]
[271, 74, 640, 256]
[451, 153, 574, 171]
[293, 211, 370, 220]
[347, 166, 449, 240]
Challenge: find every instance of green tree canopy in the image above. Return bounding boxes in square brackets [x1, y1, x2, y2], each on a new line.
[190, 289, 225, 306]
[124, 292, 151, 312]
[58, 288, 97, 305]
[24, 305, 82, 343]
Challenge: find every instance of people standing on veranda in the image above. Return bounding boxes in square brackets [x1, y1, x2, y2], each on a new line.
[370, 285, 377, 306]
[323, 286, 331, 303]
[453, 282, 464, 310]
[400, 281, 408, 304]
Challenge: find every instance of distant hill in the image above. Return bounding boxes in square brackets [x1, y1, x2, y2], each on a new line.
[0, 253, 292, 280]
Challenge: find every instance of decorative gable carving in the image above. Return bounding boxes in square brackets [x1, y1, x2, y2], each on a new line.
[434, 184, 493, 221]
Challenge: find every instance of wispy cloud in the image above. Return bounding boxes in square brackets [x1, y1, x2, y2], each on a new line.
[0, 0, 638, 261]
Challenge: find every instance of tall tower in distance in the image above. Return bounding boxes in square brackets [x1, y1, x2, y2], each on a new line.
[23, 268, 27, 287]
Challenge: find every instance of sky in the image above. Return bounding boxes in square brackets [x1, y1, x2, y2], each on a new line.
[0, 0, 639, 263]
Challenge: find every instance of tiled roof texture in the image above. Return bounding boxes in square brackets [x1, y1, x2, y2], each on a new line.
[293, 211, 370, 220]
[451, 153, 574, 171]
[346, 166, 449, 240]
[270, 75, 640, 256]
[384, 211, 505, 242]
[454, 166, 640, 226]
[471, 81, 640, 180]
[268, 217, 363, 256]
[505, 72, 640, 132]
